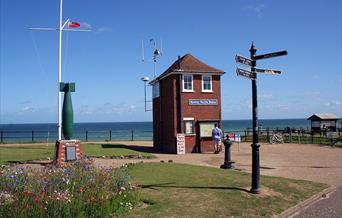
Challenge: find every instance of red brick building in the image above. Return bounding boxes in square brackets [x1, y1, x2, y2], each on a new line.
[150, 54, 225, 153]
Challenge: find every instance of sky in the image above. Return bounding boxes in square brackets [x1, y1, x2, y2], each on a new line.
[0, 0, 341, 124]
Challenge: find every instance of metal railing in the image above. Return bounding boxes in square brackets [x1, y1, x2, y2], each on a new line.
[0, 130, 153, 143]
[223, 128, 342, 146]
[0, 128, 341, 145]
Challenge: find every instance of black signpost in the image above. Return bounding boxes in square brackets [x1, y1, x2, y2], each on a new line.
[236, 42, 287, 194]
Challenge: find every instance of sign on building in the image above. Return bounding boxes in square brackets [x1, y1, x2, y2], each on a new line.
[189, 99, 218, 106]
[176, 133, 186, 154]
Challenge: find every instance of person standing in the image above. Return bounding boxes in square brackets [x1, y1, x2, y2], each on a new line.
[212, 124, 223, 154]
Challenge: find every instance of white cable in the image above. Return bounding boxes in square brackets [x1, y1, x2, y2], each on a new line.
[29, 31, 47, 77]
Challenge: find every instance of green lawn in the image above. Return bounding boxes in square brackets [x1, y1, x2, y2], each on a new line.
[0, 145, 54, 163]
[0, 143, 154, 163]
[127, 163, 328, 218]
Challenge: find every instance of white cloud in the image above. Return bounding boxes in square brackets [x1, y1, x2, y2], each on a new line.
[17, 106, 36, 115]
[77, 105, 93, 115]
[304, 91, 321, 100]
[247, 4, 265, 17]
[97, 26, 112, 33]
[81, 22, 92, 29]
[325, 100, 342, 107]
[258, 94, 273, 101]
[19, 100, 32, 105]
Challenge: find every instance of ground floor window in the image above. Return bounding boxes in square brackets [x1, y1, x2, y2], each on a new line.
[184, 118, 194, 134]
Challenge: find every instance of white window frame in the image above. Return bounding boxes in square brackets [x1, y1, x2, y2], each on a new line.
[202, 75, 212, 92]
[182, 74, 194, 92]
[184, 117, 195, 135]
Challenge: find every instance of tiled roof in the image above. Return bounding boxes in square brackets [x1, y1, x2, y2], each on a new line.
[153, 54, 225, 82]
[307, 114, 340, 120]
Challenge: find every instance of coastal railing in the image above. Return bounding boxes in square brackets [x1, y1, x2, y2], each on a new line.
[0, 128, 341, 145]
[0, 130, 153, 143]
[223, 128, 341, 146]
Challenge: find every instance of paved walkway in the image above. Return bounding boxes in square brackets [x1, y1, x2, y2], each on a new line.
[91, 141, 342, 186]
[291, 186, 342, 218]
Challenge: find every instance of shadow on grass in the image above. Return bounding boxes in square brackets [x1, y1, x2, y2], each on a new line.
[101, 144, 159, 154]
[140, 182, 250, 193]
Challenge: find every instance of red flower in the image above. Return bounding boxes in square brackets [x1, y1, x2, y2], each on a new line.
[79, 187, 84, 193]
[35, 196, 40, 203]
[23, 191, 29, 196]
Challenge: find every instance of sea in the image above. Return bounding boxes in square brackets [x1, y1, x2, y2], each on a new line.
[0, 119, 311, 143]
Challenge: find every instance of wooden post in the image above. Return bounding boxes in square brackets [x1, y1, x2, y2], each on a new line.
[109, 130, 112, 141]
[85, 130, 88, 142]
[131, 130, 134, 141]
[0, 131, 3, 143]
[245, 130, 247, 142]
[32, 131, 34, 142]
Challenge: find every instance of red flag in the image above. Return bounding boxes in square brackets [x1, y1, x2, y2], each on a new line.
[68, 21, 80, 28]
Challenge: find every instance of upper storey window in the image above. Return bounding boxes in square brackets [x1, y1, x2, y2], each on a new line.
[202, 75, 212, 92]
[182, 75, 193, 92]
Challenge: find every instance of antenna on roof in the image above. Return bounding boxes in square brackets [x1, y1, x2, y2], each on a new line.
[141, 38, 163, 78]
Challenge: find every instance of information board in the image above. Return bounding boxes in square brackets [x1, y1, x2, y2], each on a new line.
[65, 146, 76, 161]
[176, 134, 185, 154]
[199, 122, 216, 137]
[235, 134, 241, 142]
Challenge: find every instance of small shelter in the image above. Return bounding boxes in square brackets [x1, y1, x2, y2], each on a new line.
[149, 54, 225, 153]
[307, 114, 340, 132]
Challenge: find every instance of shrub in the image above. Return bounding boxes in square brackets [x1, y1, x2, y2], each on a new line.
[0, 162, 138, 217]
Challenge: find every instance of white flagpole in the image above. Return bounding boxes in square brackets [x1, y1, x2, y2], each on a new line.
[57, 0, 63, 140]
[29, 0, 90, 141]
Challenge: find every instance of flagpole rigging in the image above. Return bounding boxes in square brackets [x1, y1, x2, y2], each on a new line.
[29, 0, 90, 140]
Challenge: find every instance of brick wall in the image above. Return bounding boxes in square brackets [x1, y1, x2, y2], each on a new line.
[153, 73, 222, 154]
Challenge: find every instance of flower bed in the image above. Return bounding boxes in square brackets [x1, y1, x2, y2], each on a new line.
[0, 162, 138, 217]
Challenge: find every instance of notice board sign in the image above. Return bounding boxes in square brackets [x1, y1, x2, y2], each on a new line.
[229, 133, 235, 141]
[199, 122, 216, 137]
[65, 146, 77, 161]
[235, 133, 241, 142]
[176, 134, 185, 154]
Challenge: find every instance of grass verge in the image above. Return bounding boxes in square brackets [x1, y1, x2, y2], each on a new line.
[0, 143, 154, 164]
[127, 162, 328, 218]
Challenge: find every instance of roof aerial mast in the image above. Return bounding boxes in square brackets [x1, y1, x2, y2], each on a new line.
[140, 38, 163, 112]
[141, 38, 163, 78]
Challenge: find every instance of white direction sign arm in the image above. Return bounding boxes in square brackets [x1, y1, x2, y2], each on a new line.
[255, 68, 282, 75]
[236, 68, 255, 79]
[235, 55, 252, 67]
